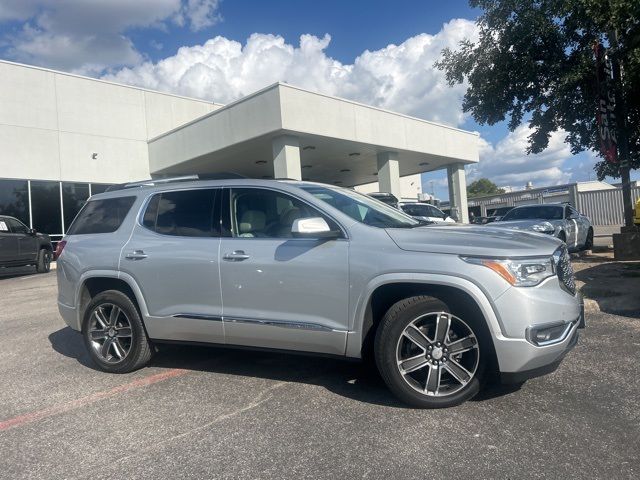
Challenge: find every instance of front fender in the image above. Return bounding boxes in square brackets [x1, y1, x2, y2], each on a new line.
[345, 273, 504, 358]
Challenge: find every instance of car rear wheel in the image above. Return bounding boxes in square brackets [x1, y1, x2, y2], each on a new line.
[36, 248, 51, 273]
[375, 296, 486, 408]
[82, 290, 153, 373]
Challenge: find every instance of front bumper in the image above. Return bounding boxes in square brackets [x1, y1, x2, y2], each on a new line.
[491, 280, 584, 383]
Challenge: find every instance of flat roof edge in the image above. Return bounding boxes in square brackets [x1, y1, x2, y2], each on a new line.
[277, 82, 479, 137]
[0, 59, 224, 107]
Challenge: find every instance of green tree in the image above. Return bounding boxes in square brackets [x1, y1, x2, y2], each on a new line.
[467, 178, 505, 197]
[436, 0, 640, 180]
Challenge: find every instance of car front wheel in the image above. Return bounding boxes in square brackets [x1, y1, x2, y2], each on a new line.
[375, 296, 486, 408]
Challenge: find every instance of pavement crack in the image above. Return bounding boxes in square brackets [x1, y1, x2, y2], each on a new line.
[109, 380, 289, 465]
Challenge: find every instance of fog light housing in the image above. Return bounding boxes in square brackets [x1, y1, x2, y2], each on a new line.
[526, 322, 572, 346]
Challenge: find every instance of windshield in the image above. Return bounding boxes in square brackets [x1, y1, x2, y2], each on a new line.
[501, 205, 563, 221]
[299, 185, 420, 228]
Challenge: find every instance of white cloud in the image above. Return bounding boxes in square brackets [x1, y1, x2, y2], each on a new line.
[175, 0, 222, 31]
[0, 0, 222, 74]
[104, 18, 478, 126]
[468, 125, 573, 189]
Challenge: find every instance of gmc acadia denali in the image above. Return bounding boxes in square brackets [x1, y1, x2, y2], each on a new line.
[56, 178, 584, 408]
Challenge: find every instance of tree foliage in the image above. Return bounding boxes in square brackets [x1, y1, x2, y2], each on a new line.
[436, 0, 640, 180]
[467, 178, 505, 197]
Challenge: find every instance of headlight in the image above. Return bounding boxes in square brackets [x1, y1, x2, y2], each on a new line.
[461, 256, 555, 287]
[532, 221, 555, 234]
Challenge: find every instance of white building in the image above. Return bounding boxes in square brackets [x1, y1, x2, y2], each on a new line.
[0, 59, 479, 243]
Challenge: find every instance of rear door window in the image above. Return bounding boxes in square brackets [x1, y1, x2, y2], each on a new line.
[66, 196, 136, 235]
[141, 189, 217, 237]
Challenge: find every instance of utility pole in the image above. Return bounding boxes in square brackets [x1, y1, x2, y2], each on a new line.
[609, 30, 634, 228]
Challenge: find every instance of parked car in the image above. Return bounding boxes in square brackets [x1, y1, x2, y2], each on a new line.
[399, 202, 455, 223]
[0, 215, 53, 273]
[490, 203, 593, 251]
[367, 192, 399, 208]
[56, 178, 583, 408]
[472, 215, 502, 225]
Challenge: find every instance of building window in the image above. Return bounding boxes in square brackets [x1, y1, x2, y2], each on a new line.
[90, 183, 114, 195]
[62, 182, 90, 231]
[0, 179, 29, 226]
[30, 180, 62, 235]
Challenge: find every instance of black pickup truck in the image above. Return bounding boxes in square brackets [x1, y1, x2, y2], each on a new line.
[0, 215, 53, 273]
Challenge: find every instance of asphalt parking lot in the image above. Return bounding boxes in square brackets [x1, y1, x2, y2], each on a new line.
[1, 267, 639, 479]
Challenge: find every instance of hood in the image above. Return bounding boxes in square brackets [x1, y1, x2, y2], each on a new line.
[490, 219, 560, 230]
[385, 224, 562, 257]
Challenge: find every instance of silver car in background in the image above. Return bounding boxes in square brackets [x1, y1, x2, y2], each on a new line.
[399, 202, 455, 224]
[491, 203, 593, 251]
[56, 178, 583, 408]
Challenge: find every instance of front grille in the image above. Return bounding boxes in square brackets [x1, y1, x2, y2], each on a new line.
[554, 246, 576, 295]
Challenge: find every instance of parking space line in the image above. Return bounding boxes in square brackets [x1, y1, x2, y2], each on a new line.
[0, 368, 189, 432]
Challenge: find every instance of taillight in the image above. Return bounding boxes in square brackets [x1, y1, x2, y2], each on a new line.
[54, 240, 67, 260]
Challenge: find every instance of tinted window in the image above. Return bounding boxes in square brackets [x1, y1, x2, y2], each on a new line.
[143, 189, 216, 237]
[62, 183, 90, 231]
[31, 181, 62, 235]
[0, 179, 29, 226]
[7, 218, 29, 234]
[67, 196, 136, 235]
[230, 188, 338, 238]
[501, 206, 563, 221]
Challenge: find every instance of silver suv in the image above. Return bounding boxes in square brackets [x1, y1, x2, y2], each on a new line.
[56, 178, 584, 408]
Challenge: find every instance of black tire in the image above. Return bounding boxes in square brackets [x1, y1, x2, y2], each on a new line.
[82, 290, 153, 373]
[36, 248, 51, 273]
[583, 228, 594, 251]
[374, 295, 487, 408]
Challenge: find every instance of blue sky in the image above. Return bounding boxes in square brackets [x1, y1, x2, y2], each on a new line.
[0, 0, 634, 199]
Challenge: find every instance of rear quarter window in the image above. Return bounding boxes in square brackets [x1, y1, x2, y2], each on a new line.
[66, 196, 136, 235]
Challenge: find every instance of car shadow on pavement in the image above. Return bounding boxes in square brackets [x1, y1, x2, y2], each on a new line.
[49, 327, 523, 407]
[0, 266, 39, 279]
[574, 260, 640, 319]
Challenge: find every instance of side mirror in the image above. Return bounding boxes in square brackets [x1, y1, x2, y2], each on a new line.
[291, 217, 340, 238]
[29, 228, 37, 236]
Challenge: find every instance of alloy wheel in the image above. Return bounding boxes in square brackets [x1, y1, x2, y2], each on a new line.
[88, 303, 133, 364]
[396, 311, 479, 397]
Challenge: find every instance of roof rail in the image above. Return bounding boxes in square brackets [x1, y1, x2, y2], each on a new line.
[104, 173, 247, 192]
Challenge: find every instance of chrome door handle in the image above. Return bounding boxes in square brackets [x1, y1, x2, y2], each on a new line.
[223, 250, 250, 261]
[125, 250, 148, 260]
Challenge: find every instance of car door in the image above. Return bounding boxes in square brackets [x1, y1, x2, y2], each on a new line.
[7, 218, 37, 262]
[219, 186, 349, 355]
[119, 188, 224, 344]
[570, 207, 590, 248]
[0, 217, 19, 264]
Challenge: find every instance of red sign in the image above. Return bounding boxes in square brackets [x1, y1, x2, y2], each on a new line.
[593, 42, 618, 164]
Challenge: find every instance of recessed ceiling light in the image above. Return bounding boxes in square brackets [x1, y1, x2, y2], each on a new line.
[348, 152, 360, 157]
[303, 146, 316, 150]
[340, 169, 351, 173]
[302, 165, 312, 169]
[255, 160, 267, 165]
[419, 162, 429, 166]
